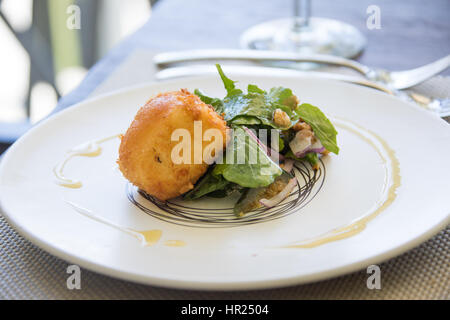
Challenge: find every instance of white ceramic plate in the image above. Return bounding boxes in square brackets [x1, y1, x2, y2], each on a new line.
[1, 74, 449, 290]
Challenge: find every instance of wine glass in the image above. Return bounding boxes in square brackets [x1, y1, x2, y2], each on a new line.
[240, 0, 366, 60]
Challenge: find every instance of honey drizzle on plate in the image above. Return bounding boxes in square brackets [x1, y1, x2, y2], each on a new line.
[66, 201, 162, 246]
[284, 118, 401, 248]
[164, 240, 187, 247]
[53, 134, 121, 188]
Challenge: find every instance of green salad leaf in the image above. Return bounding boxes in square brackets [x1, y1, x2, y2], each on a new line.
[183, 169, 230, 200]
[247, 84, 265, 94]
[196, 65, 300, 129]
[216, 64, 243, 97]
[295, 103, 339, 154]
[207, 183, 243, 198]
[194, 89, 225, 114]
[222, 88, 297, 129]
[285, 150, 319, 168]
[266, 86, 298, 109]
[213, 127, 282, 188]
[304, 152, 319, 167]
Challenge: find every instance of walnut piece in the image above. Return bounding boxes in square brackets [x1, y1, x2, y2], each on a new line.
[273, 109, 291, 128]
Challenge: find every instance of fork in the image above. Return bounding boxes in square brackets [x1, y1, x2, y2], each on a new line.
[155, 64, 394, 94]
[153, 49, 450, 90]
[154, 49, 450, 117]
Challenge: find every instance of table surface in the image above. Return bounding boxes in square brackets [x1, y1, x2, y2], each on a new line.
[1, 0, 449, 299]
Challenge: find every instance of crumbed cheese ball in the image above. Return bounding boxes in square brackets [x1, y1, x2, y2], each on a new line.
[118, 89, 228, 201]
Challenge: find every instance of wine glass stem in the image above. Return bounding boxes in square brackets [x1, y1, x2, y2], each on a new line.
[293, 0, 311, 31]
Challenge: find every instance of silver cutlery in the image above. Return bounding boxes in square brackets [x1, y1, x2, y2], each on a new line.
[408, 92, 450, 117]
[155, 64, 450, 117]
[153, 49, 450, 90]
[155, 64, 393, 93]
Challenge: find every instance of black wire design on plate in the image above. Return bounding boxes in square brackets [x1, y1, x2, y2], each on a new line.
[127, 160, 325, 228]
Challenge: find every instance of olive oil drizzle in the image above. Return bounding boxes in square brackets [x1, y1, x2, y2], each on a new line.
[285, 118, 401, 248]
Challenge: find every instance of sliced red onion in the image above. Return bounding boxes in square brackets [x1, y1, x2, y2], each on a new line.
[295, 147, 325, 158]
[292, 134, 325, 158]
[243, 126, 284, 161]
[289, 131, 313, 157]
[259, 178, 297, 208]
[309, 140, 325, 153]
[306, 140, 326, 155]
[283, 159, 294, 172]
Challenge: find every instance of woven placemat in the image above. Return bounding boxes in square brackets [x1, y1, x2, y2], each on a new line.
[0, 52, 449, 299]
[0, 214, 448, 299]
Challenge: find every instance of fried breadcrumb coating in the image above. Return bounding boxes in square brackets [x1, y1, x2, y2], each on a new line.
[118, 89, 228, 201]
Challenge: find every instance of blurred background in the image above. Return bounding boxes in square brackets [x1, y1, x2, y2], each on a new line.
[0, 0, 154, 148]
